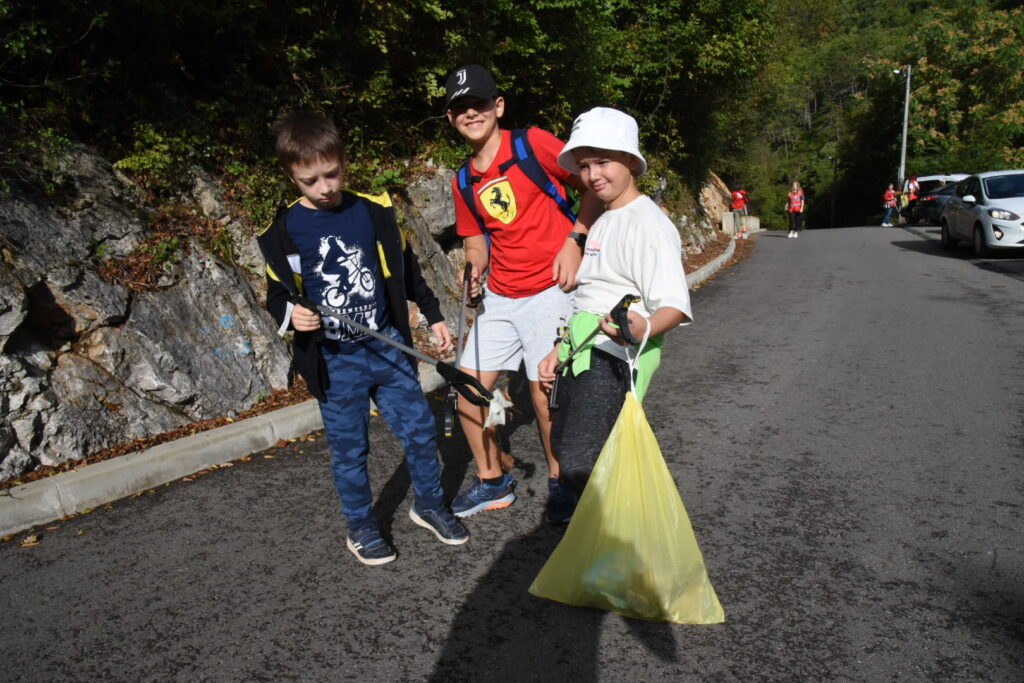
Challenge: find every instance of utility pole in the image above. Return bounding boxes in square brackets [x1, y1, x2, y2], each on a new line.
[827, 155, 837, 229]
[896, 65, 912, 189]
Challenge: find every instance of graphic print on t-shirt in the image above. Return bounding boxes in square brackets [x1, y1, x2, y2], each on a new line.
[316, 235, 378, 342]
[479, 177, 517, 224]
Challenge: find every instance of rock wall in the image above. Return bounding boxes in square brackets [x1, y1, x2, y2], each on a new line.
[0, 149, 720, 482]
[0, 150, 291, 480]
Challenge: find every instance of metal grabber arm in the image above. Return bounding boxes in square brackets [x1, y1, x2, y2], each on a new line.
[292, 295, 493, 410]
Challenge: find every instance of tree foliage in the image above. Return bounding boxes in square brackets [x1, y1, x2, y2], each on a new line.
[895, 5, 1024, 172]
[719, 0, 1014, 228]
[2, 0, 1019, 231]
[1, 0, 770, 205]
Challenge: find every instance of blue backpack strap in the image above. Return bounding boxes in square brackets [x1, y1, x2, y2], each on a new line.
[456, 160, 491, 252]
[456, 162, 486, 231]
[502, 128, 578, 225]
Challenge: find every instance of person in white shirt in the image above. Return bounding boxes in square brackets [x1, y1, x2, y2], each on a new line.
[538, 107, 692, 518]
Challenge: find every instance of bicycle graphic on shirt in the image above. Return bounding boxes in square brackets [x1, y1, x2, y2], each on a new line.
[319, 238, 374, 309]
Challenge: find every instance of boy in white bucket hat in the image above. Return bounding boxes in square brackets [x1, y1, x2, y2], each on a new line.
[538, 107, 693, 514]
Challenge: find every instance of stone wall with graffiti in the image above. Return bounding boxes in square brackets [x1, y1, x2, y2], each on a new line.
[0, 150, 292, 480]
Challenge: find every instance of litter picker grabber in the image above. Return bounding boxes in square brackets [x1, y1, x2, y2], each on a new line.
[444, 264, 474, 437]
[548, 293, 641, 411]
[293, 295, 493, 408]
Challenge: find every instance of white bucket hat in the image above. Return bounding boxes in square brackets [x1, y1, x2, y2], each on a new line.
[557, 107, 648, 176]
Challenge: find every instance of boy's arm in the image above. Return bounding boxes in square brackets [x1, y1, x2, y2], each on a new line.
[266, 271, 321, 333]
[462, 233, 489, 299]
[551, 186, 603, 291]
[402, 236, 452, 353]
[598, 306, 688, 346]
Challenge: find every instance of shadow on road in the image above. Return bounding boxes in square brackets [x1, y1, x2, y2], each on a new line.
[892, 236, 1024, 280]
[370, 366, 543, 541]
[427, 517, 680, 681]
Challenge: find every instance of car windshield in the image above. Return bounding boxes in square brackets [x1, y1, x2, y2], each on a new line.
[918, 180, 947, 194]
[983, 174, 1024, 199]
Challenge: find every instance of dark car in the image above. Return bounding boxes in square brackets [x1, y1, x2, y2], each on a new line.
[912, 183, 957, 224]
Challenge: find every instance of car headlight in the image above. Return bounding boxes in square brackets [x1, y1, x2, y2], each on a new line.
[988, 208, 1020, 221]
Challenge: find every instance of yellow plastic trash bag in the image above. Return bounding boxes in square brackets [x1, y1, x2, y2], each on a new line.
[529, 392, 724, 624]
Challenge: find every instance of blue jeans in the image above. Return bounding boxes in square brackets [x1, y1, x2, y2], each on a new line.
[882, 206, 896, 224]
[319, 326, 443, 531]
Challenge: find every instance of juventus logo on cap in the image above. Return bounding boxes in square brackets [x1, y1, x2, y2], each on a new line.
[456, 69, 467, 85]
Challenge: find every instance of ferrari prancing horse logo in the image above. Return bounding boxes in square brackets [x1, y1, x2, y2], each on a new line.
[479, 177, 517, 224]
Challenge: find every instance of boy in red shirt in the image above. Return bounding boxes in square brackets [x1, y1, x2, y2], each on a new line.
[443, 65, 602, 522]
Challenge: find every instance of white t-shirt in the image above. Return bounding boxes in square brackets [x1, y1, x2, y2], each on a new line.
[573, 194, 692, 361]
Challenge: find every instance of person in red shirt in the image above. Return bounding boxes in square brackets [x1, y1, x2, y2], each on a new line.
[787, 181, 805, 238]
[443, 65, 603, 522]
[730, 187, 750, 239]
[882, 183, 898, 226]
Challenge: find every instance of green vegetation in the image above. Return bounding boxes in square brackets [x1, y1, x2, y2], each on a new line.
[2, 0, 1020, 232]
[721, 0, 1022, 228]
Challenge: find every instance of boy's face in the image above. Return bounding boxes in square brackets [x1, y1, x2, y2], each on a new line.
[288, 155, 344, 210]
[447, 96, 504, 147]
[572, 147, 641, 210]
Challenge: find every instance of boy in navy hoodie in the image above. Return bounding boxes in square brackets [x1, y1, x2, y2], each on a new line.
[257, 112, 468, 566]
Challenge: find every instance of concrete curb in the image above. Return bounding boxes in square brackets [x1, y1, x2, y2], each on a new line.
[687, 234, 736, 288]
[0, 237, 738, 537]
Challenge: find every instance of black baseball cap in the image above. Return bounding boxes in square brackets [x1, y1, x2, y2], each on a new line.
[443, 65, 498, 111]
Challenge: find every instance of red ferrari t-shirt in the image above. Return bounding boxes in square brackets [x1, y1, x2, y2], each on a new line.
[453, 128, 576, 298]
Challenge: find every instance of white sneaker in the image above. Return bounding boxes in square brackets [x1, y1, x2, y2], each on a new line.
[788, 231, 794, 238]
[740, 233, 748, 239]
[794, 232, 799, 238]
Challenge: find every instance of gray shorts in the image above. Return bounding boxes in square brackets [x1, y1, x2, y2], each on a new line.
[460, 284, 572, 381]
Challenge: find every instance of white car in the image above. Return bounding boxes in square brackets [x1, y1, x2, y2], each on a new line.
[940, 170, 1024, 256]
[911, 173, 968, 195]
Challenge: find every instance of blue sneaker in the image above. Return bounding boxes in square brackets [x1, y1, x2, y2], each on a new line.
[346, 526, 397, 566]
[409, 505, 470, 545]
[451, 475, 517, 518]
[545, 477, 577, 525]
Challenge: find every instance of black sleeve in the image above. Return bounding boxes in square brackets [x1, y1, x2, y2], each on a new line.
[265, 270, 293, 330]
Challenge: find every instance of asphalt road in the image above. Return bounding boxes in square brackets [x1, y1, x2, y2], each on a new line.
[2, 226, 1022, 681]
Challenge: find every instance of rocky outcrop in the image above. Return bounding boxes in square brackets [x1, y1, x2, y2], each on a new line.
[0, 150, 290, 480]
[0, 148, 719, 482]
[701, 172, 734, 232]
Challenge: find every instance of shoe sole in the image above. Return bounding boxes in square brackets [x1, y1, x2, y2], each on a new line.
[452, 492, 516, 518]
[346, 538, 397, 566]
[408, 508, 469, 546]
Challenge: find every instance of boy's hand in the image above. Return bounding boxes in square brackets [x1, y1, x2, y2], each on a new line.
[291, 303, 322, 332]
[459, 261, 484, 300]
[431, 321, 453, 354]
[598, 310, 644, 346]
[552, 238, 583, 291]
[538, 347, 560, 391]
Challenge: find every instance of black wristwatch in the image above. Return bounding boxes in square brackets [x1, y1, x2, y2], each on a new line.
[567, 231, 587, 248]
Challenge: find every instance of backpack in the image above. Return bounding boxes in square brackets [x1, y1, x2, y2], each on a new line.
[456, 128, 578, 234]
